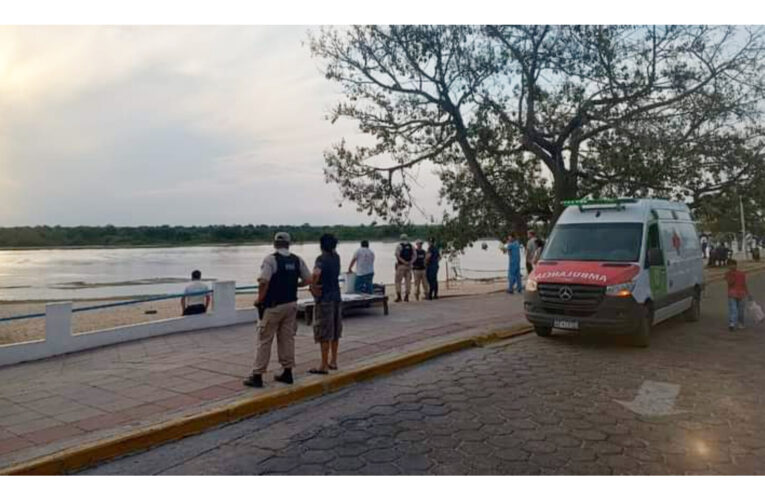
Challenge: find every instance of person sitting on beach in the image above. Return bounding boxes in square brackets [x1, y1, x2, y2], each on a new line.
[181, 270, 210, 316]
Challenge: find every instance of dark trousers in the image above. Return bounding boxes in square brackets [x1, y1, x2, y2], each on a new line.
[426, 266, 439, 299]
[526, 261, 534, 274]
[183, 304, 207, 316]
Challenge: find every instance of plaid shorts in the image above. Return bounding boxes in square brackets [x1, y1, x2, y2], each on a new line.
[313, 301, 343, 343]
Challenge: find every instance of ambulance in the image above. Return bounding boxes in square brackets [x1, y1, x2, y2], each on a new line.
[524, 198, 704, 346]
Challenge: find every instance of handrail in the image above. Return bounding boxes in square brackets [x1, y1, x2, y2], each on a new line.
[0, 277, 359, 324]
[0, 286, 259, 323]
[0, 312, 47, 323]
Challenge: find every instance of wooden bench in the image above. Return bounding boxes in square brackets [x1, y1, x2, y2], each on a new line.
[298, 293, 389, 326]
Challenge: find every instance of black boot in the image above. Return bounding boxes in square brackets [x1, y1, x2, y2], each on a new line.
[274, 368, 293, 385]
[404, 294, 409, 302]
[395, 293, 402, 303]
[243, 372, 263, 388]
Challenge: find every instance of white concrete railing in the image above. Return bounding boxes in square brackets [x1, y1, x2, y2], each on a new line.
[0, 281, 258, 368]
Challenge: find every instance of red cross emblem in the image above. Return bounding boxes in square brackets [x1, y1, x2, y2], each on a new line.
[672, 230, 682, 254]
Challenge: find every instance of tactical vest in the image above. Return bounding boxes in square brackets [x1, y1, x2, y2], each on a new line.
[263, 253, 300, 308]
[413, 248, 426, 270]
[399, 242, 413, 262]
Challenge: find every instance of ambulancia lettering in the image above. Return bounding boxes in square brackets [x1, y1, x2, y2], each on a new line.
[535, 270, 608, 283]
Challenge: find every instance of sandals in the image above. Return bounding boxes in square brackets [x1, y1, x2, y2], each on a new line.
[328, 364, 338, 370]
[308, 368, 329, 375]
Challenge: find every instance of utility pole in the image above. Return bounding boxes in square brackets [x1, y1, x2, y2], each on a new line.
[740, 193, 747, 259]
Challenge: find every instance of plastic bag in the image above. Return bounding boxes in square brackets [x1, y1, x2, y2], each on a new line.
[747, 299, 765, 324]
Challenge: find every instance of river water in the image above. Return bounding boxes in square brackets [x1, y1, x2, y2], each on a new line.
[0, 240, 515, 302]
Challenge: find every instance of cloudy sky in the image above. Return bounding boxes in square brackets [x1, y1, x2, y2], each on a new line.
[0, 26, 442, 226]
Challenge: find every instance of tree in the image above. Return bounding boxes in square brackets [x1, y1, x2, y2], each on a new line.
[310, 25, 765, 248]
[309, 26, 542, 236]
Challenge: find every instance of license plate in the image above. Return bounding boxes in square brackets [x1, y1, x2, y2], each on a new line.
[554, 319, 579, 330]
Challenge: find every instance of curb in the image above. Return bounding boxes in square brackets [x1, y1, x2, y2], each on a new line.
[0, 323, 533, 475]
[4, 264, 762, 475]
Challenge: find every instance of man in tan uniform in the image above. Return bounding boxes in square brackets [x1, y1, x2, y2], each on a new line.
[394, 233, 416, 302]
[412, 240, 429, 300]
[243, 232, 312, 388]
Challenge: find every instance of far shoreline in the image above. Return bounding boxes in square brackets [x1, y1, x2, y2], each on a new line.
[0, 237, 440, 252]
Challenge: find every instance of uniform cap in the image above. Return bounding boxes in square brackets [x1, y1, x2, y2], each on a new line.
[274, 232, 291, 243]
[400, 233, 409, 241]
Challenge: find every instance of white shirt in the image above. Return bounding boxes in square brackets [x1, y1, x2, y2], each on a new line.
[353, 247, 375, 276]
[184, 281, 209, 307]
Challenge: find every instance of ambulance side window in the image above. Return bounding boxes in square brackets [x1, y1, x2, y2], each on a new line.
[646, 223, 662, 268]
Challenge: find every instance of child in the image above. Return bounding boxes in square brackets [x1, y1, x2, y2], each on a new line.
[725, 259, 750, 331]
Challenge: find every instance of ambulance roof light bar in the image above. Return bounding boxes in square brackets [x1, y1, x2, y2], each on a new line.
[562, 198, 638, 212]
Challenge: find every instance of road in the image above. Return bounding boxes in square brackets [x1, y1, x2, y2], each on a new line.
[83, 271, 765, 475]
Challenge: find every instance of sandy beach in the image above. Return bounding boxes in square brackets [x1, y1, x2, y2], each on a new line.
[0, 278, 507, 346]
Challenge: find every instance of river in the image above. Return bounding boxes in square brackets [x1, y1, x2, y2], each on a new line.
[0, 240, 516, 302]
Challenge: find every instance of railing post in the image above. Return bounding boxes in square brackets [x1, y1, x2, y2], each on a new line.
[45, 302, 72, 355]
[213, 281, 236, 318]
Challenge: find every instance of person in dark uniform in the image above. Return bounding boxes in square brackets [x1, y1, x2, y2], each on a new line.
[425, 238, 441, 300]
[412, 240, 428, 300]
[394, 233, 415, 302]
[309, 233, 342, 374]
[243, 232, 312, 388]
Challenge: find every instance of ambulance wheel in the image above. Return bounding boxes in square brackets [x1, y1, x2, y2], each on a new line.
[684, 289, 701, 322]
[535, 325, 552, 337]
[632, 304, 652, 347]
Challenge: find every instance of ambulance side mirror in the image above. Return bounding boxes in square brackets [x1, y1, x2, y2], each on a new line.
[647, 248, 664, 267]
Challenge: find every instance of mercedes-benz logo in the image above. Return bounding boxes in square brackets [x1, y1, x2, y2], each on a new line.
[558, 286, 574, 301]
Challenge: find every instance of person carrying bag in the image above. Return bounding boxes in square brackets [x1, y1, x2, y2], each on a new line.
[747, 297, 765, 324]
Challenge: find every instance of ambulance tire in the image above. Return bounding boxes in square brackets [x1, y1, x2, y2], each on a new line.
[534, 325, 552, 337]
[684, 288, 701, 322]
[632, 304, 652, 347]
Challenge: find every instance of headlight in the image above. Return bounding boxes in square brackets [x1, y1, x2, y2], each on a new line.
[606, 281, 636, 297]
[526, 277, 538, 292]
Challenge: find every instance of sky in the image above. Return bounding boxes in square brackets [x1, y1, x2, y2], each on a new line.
[0, 26, 443, 227]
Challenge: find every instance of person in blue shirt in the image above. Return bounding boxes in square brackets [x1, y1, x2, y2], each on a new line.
[505, 233, 523, 294]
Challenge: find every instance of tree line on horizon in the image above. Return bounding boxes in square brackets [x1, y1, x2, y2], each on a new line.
[0, 224, 439, 249]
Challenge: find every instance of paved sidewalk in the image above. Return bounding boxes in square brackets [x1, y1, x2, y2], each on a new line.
[1, 261, 762, 472]
[0, 291, 526, 470]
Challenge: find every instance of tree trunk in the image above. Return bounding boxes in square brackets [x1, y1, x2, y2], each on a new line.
[451, 113, 522, 232]
[552, 168, 579, 223]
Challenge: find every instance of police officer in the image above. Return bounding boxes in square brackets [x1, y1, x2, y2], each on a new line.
[243, 232, 312, 388]
[394, 233, 415, 302]
[412, 239, 429, 300]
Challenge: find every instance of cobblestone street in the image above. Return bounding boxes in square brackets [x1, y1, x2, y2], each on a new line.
[84, 271, 765, 475]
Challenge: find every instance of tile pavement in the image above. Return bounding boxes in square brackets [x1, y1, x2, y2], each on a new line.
[0, 291, 525, 470]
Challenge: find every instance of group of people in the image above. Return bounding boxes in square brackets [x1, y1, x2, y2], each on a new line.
[702, 235, 763, 266]
[390, 234, 441, 302]
[345, 234, 441, 302]
[177, 231, 436, 389]
[239, 232, 345, 388]
[703, 238, 734, 268]
[505, 230, 544, 294]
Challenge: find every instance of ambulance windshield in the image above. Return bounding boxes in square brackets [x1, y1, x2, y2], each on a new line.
[543, 223, 644, 262]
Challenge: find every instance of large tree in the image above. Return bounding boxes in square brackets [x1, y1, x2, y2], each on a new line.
[310, 25, 765, 246]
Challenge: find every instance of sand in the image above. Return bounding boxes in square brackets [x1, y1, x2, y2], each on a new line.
[0, 278, 507, 346]
[3, 259, 763, 347]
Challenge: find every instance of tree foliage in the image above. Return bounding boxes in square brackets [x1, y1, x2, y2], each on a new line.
[0, 224, 435, 249]
[310, 25, 765, 250]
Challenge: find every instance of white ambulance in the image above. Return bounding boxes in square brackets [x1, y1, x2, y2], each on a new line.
[524, 198, 705, 346]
